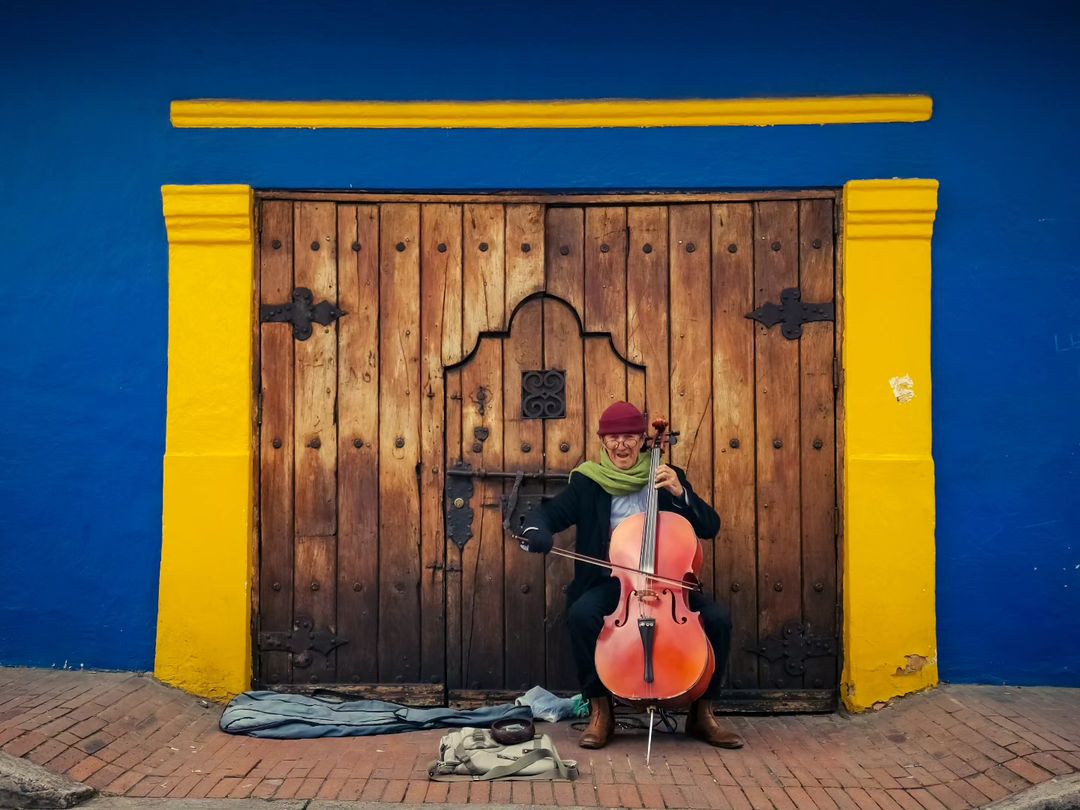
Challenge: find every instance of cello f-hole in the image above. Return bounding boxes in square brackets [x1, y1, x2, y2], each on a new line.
[666, 589, 688, 625]
[612, 592, 634, 628]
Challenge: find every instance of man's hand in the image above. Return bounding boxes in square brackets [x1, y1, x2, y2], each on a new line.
[654, 464, 685, 499]
[518, 526, 553, 554]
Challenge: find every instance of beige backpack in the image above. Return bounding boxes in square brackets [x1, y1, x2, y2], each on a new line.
[427, 726, 578, 781]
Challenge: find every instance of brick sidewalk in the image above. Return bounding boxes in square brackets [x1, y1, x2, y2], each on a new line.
[1, 668, 1078, 808]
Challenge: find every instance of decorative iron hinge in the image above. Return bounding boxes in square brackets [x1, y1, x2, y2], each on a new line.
[748, 621, 835, 677]
[257, 615, 347, 669]
[260, 287, 346, 341]
[746, 288, 834, 340]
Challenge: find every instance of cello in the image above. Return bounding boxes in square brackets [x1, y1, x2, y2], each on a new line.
[595, 417, 715, 760]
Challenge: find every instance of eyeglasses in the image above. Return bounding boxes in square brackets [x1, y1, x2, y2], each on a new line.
[602, 435, 642, 448]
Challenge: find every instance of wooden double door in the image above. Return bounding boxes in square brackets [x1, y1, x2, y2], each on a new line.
[256, 193, 839, 709]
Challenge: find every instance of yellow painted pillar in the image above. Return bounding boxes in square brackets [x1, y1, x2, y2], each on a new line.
[841, 179, 939, 710]
[157, 185, 255, 701]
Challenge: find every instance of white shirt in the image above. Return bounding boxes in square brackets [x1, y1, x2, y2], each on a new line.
[609, 487, 652, 534]
[609, 486, 692, 534]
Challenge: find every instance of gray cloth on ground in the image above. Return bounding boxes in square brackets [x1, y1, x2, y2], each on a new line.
[220, 690, 533, 738]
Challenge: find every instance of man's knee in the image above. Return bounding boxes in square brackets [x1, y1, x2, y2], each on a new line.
[567, 590, 613, 635]
[697, 600, 732, 636]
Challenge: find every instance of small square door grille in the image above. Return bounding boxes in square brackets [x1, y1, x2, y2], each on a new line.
[521, 370, 566, 419]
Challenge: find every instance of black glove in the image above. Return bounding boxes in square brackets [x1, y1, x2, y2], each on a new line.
[518, 526, 553, 554]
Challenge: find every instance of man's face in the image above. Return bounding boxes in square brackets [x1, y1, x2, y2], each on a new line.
[602, 433, 644, 470]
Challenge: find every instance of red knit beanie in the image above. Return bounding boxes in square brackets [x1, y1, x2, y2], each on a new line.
[597, 401, 647, 436]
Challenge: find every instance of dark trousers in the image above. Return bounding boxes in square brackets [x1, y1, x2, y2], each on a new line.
[567, 578, 732, 699]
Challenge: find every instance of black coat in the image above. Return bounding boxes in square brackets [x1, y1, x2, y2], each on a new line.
[521, 464, 720, 604]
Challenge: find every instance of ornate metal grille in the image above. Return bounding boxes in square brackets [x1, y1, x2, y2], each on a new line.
[521, 370, 566, 419]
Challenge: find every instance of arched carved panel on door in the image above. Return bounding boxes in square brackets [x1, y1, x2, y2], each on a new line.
[443, 292, 646, 695]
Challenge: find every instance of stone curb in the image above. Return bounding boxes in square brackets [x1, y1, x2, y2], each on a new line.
[982, 773, 1080, 810]
[0, 750, 96, 809]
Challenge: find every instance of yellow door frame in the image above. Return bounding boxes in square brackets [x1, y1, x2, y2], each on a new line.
[157, 179, 938, 710]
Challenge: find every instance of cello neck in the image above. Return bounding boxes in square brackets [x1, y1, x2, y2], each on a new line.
[639, 423, 664, 576]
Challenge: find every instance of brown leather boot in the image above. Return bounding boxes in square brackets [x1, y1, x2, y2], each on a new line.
[685, 700, 744, 748]
[579, 696, 615, 749]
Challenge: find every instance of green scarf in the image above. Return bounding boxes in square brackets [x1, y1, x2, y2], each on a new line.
[571, 448, 650, 496]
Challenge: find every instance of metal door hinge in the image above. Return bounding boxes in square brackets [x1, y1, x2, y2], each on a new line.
[833, 357, 841, 390]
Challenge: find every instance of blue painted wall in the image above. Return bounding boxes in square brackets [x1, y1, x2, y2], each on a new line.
[1, 1, 1077, 684]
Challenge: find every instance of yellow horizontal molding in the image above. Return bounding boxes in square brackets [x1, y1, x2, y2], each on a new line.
[171, 95, 932, 129]
[162, 185, 254, 244]
[845, 179, 939, 240]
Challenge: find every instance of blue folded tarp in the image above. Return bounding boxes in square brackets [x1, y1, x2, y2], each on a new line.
[220, 691, 533, 739]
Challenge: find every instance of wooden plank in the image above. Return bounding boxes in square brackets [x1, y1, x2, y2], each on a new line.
[627, 206, 670, 419]
[335, 204, 380, 684]
[711, 689, 837, 714]
[441, 205, 467, 690]
[447, 687, 833, 713]
[669, 205, 715, 595]
[291, 202, 338, 684]
[378, 203, 422, 683]
[274, 682, 444, 707]
[460, 336, 505, 689]
[293, 202, 338, 537]
[544, 207, 584, 317]
[261, 190, 840, 205]
[419, 203, 462, 687]
[584, 206, 628, 350]
[505, 204, 545, 314]
[799, 199, 838, 690]
[584, 339, 627, 461]
[753, 201, 802, 689]
[444, 367, 465, 690]
[293, 535, 337, 681]
[502, 299, 546, 691]
[463, 204, 506, 356]
[542, 297, 585, 690]
[257, 200, 295, 684]
[711, 202, 758, 690]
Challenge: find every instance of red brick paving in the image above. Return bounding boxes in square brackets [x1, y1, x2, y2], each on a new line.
[0, 668, 1078, 808]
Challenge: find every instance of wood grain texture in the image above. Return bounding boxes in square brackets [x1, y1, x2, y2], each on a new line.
[336, 204, 380, 683]
[669, 205, 715, 594]
[419, 204, 462, 687]
[711, 202, 758, 689]
[293, 202, 338, 537]
[293, 535, 337, 679]
[584, 339, 627, 461]
[799, 199, 838, 690]
[258, 200, 295, 684]
[263, 190, 839, 204]
[501, 298, 546, 690]
[292, 202, 338, 683]
[460, 336, 505, 688]
[544, 208, 584, 317]
[463, 204, 506, 355]
[627, 206, 670, 419]
[584, 206, 627, 349]
[377, 203, 422, 684]
[505, 204, 545, 314]
[542, 297, 585, 690]
[753, 201, 802, 688]
[444, 367, 465, 689]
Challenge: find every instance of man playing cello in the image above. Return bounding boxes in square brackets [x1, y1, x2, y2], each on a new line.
[518, 401, 743, 750]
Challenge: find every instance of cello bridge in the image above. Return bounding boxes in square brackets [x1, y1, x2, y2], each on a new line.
[634, 589, 660, 605]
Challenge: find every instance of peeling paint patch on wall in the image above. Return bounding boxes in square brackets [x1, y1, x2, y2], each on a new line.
[895, 653, 933, 676]
[890, 375, 915, 403]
